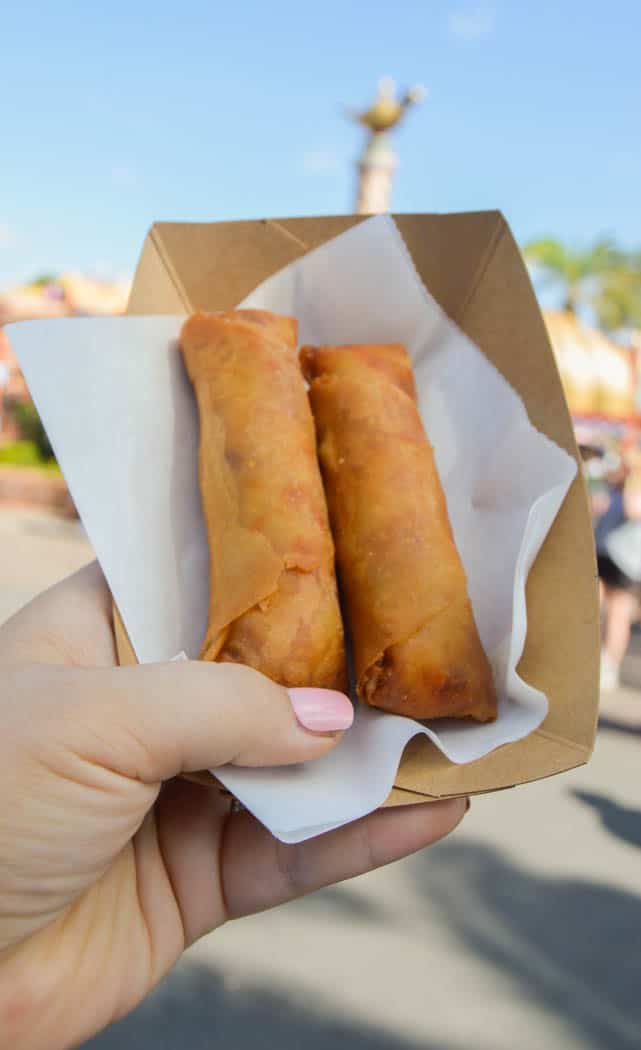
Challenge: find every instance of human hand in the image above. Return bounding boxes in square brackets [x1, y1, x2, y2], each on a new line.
[0, 563, 467, 1049]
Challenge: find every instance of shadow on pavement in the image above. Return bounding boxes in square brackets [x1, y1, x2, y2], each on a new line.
[286, 882, 387, 923]
[598, 714, 641, 738]
[573, 789, 641, 851]
[81, 838, 641, 1049]
[410, 840, 641, 1050]
[82, 961, 448, 1050]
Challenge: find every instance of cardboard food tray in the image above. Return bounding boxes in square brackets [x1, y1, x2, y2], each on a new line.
[113, 211, 599, 806]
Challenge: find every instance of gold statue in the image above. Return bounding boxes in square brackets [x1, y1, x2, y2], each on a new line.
[349, 77, 425, 135]
[349, 77, 425, 214]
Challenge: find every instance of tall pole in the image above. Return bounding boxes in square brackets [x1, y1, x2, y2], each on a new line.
[349, 78, 425, 215]
[357, 133, 397, 214]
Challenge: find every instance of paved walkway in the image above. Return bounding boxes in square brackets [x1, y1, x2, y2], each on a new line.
[0, 506, 93, 623]
[1, 507, 639, 1050]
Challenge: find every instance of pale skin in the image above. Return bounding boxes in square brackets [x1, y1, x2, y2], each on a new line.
[0, 563, 467, 1050]
[601, 582, 637, 666]
[598, 479, 641, 671]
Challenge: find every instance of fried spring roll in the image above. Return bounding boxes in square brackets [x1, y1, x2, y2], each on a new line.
[180, 310, 346, 690]
[301, 343, 497, 722]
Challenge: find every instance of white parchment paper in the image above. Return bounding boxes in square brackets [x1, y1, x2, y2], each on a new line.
[8, 215, 576, 843]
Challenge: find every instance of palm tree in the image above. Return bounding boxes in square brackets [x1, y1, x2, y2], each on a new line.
[596, 260, 641, 333]
[524, 238, 641, 334]
[524, 237, 619, 314]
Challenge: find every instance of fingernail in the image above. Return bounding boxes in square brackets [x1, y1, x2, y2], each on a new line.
[287, 688, 354, 732]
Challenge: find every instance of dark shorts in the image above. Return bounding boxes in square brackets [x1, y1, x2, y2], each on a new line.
[597, 553, 641, 595]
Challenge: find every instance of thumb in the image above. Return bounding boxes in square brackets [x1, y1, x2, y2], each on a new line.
[27, 662, 353, 783]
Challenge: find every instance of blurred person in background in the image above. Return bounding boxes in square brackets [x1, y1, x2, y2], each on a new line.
[595, 445, 641, 691]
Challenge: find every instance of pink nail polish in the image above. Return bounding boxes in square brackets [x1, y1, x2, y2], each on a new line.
[288, 688, 354, 732]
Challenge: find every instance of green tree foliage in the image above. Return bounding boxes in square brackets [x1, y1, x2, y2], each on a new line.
[596, 262, 641, 333]
[11, 400, 55, 461]
[524, 238, 641, 333]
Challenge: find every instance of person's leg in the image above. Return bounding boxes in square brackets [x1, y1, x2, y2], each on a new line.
[599, 579, 607, 642]
[602, 586, 636, 688]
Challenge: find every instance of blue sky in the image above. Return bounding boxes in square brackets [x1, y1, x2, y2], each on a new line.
[1, 0, 640, 287]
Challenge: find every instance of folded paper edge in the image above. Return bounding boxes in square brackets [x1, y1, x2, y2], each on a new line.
[148, 227, 192, 312]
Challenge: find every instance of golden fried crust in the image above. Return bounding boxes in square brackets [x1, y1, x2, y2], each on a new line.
[302, 342, 496, 722]
[180, 311, 346, 689]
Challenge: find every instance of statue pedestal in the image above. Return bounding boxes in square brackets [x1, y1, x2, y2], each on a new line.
[356, 133, 398, 214]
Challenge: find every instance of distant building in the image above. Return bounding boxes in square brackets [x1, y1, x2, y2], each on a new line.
[0, 274, 130, 442]
[544, 309, 639, 424]
[0, 329, 28, 440]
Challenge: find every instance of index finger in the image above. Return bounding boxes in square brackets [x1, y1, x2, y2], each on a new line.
[221, 797, 468, 919]
[0, 561, 115, 668]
